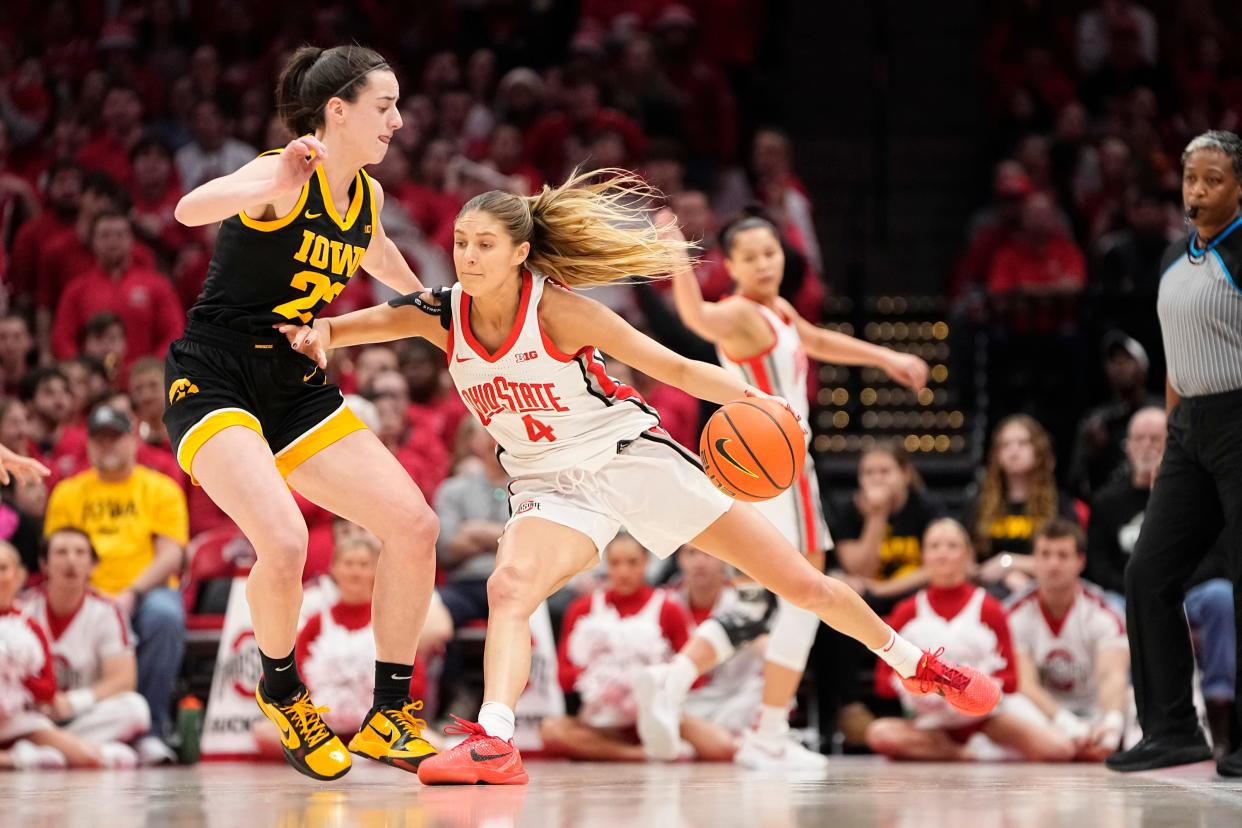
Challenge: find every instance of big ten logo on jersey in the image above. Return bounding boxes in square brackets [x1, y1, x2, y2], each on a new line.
[515, 350, 538, 363]
[272, 229, 367, 323]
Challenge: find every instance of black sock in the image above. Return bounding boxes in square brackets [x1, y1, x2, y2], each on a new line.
[374, 660, 414, 709]
[260, 648, 302, 701]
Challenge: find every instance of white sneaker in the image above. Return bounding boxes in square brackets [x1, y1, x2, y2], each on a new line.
[734, 728, 829, 770]
[100, 742, 139, 769]
[136, 735, 177, 766]
[634, 665, 682, 761]
[10, 740, 67, 770]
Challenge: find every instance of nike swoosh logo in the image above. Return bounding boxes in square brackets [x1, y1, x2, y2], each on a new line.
[470, 748, 512, 762]
[390, 673, 412, 681]
[455, 355, 472, 363]
[302, 369, 317, 382]
[305, 211, 322, 219]
[274, 664, 292, 672]
[715, 438, 759, 479]
[370, 722, 394, 740]
[280, 725, 294, 743]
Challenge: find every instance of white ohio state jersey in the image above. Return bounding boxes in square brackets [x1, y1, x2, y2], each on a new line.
[23, 588, 132, 691]
[716, 298, 810, 426]
[448, 272, 660, 477]
[716, 297, 829, 554]
[1007, 583, 1127, 718]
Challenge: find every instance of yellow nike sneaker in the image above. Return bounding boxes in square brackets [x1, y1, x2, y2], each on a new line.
[348, 698, 438, 773]
[255, 682, 351, 781]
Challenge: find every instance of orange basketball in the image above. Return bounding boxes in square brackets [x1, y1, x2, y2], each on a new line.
[699, 398, 806, 502]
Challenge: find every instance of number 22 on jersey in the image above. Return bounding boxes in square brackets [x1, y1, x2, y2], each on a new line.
[272, 229, 367, 323]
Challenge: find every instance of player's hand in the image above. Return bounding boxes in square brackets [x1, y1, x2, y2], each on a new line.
[0, 444, 50, 487]
[654, 207, 685, 242]
[882, 351, 930, 391]
[274, 135, 327, 193]
[48, 691, 75, 723]
[275, 320, 330, 369]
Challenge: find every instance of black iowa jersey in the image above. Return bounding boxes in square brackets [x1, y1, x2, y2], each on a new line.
[187, 153, 376, 336]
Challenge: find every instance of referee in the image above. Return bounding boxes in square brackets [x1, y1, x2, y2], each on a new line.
[1107, 130, 1242, 776]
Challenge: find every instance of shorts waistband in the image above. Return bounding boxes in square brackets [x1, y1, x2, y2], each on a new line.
[183, 321, 291, 355]
[1180, 386, 1242, 410]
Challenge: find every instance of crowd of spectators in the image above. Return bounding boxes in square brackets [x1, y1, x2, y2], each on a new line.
[0, 0, 1236, 769]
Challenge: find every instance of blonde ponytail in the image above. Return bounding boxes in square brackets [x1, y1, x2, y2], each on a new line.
[457, 168, 692, 288]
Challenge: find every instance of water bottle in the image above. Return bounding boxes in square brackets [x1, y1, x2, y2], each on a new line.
[176, 695, 204, 765]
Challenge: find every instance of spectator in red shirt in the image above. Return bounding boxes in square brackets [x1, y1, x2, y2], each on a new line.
[78, 314, 128, 385]
[988, 191, 1087, 296]
[35, 173, 155, 351]
[526, 78, 647, 183]
[652, 8, 739, 167]
[541, 534, 735, 762]
[59, 357, 110, 426]
[17, 367, 73, 462]
[0, 120, 40, 282]
[7, 161, 83, 314]
[953, 161, 1034, 300]
[128, 138, 194, 265]
[395, 338, 468, 451]
[75, 85, 143, 186]
[0, 315, 36, 398]
[51, 211, 183, 366]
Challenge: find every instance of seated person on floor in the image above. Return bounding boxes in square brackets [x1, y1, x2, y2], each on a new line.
[1007, 519, 1132, 761]
[22, 528, 152, 766]
[0, 541, 106, 770]
[865, 519, 1074, 762]
[253, 536, 427, 758]
[540, 534, 736, 762]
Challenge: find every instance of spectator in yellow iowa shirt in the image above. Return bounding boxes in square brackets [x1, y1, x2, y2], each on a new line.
[43, 404, 188, 764]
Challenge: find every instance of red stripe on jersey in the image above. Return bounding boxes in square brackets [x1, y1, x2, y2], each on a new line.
[539, 324, 579, 363]
[445, 315, 456, 365]
[460, 272, 533, 362]
[582, 349, 658, 413]
[795, 471, 817, 557]
[1082, 588, 1125, 635]
[747, 353, 776, 395]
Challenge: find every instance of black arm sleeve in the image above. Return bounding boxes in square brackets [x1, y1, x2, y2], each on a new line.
[388, 286, 452, 331]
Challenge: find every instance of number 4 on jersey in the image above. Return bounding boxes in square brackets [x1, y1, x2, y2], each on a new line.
[522, 413, 556, 442]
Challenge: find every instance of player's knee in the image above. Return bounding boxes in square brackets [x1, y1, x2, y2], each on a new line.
[258, 524, 309, 582]
[119, 692, 152, 737]
[487, 565, 539, 615]
[785, 573, 840, 617]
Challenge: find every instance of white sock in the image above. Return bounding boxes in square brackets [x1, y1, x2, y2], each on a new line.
[477, 701, 516, 741]
[665, 654, 699, 700]
[869, 628, 923, 678]
[754, 704, 790, 738]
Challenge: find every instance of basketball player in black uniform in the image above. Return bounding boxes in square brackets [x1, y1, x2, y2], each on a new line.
[167, 45, 438, 780]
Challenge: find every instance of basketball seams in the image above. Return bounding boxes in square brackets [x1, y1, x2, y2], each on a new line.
[733, 400, 799, 484]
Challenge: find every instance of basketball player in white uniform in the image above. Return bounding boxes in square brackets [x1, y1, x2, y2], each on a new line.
[279, 170, 999, 785]
[1007, 519, 1132, 761]
[634, 212, 930, 768]
[22, 528, 151, 764]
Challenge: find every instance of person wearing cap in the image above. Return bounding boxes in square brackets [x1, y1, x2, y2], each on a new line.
[1066, 331, 1161, 500]
[42, 403, 188, 761]
[1107, 130, 1242, 776]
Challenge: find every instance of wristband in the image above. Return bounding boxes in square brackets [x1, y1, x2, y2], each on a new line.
[67, 688, 97, 717]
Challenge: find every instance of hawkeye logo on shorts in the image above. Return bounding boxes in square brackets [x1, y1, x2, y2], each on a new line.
[168, 378, 200, 405]
[714, 438, 759, 479]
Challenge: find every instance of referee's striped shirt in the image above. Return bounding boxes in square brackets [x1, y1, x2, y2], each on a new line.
[1158, 215, 1242, 397]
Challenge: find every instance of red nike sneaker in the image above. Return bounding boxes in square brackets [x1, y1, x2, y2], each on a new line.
[900, 648, 1001, 717]
[417, 716, 529, 785]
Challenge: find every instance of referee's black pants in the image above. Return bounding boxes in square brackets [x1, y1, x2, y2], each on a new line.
[1127, 388, 1242, 739]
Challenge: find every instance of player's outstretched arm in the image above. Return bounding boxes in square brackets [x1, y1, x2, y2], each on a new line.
[174, 135, 327, 227]
[774, 296, 929, 391]
[658, 209, 752, 345]
[278, 292, 448, 367]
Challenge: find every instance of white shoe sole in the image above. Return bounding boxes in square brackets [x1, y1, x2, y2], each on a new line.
[634, 669, 680, 761]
